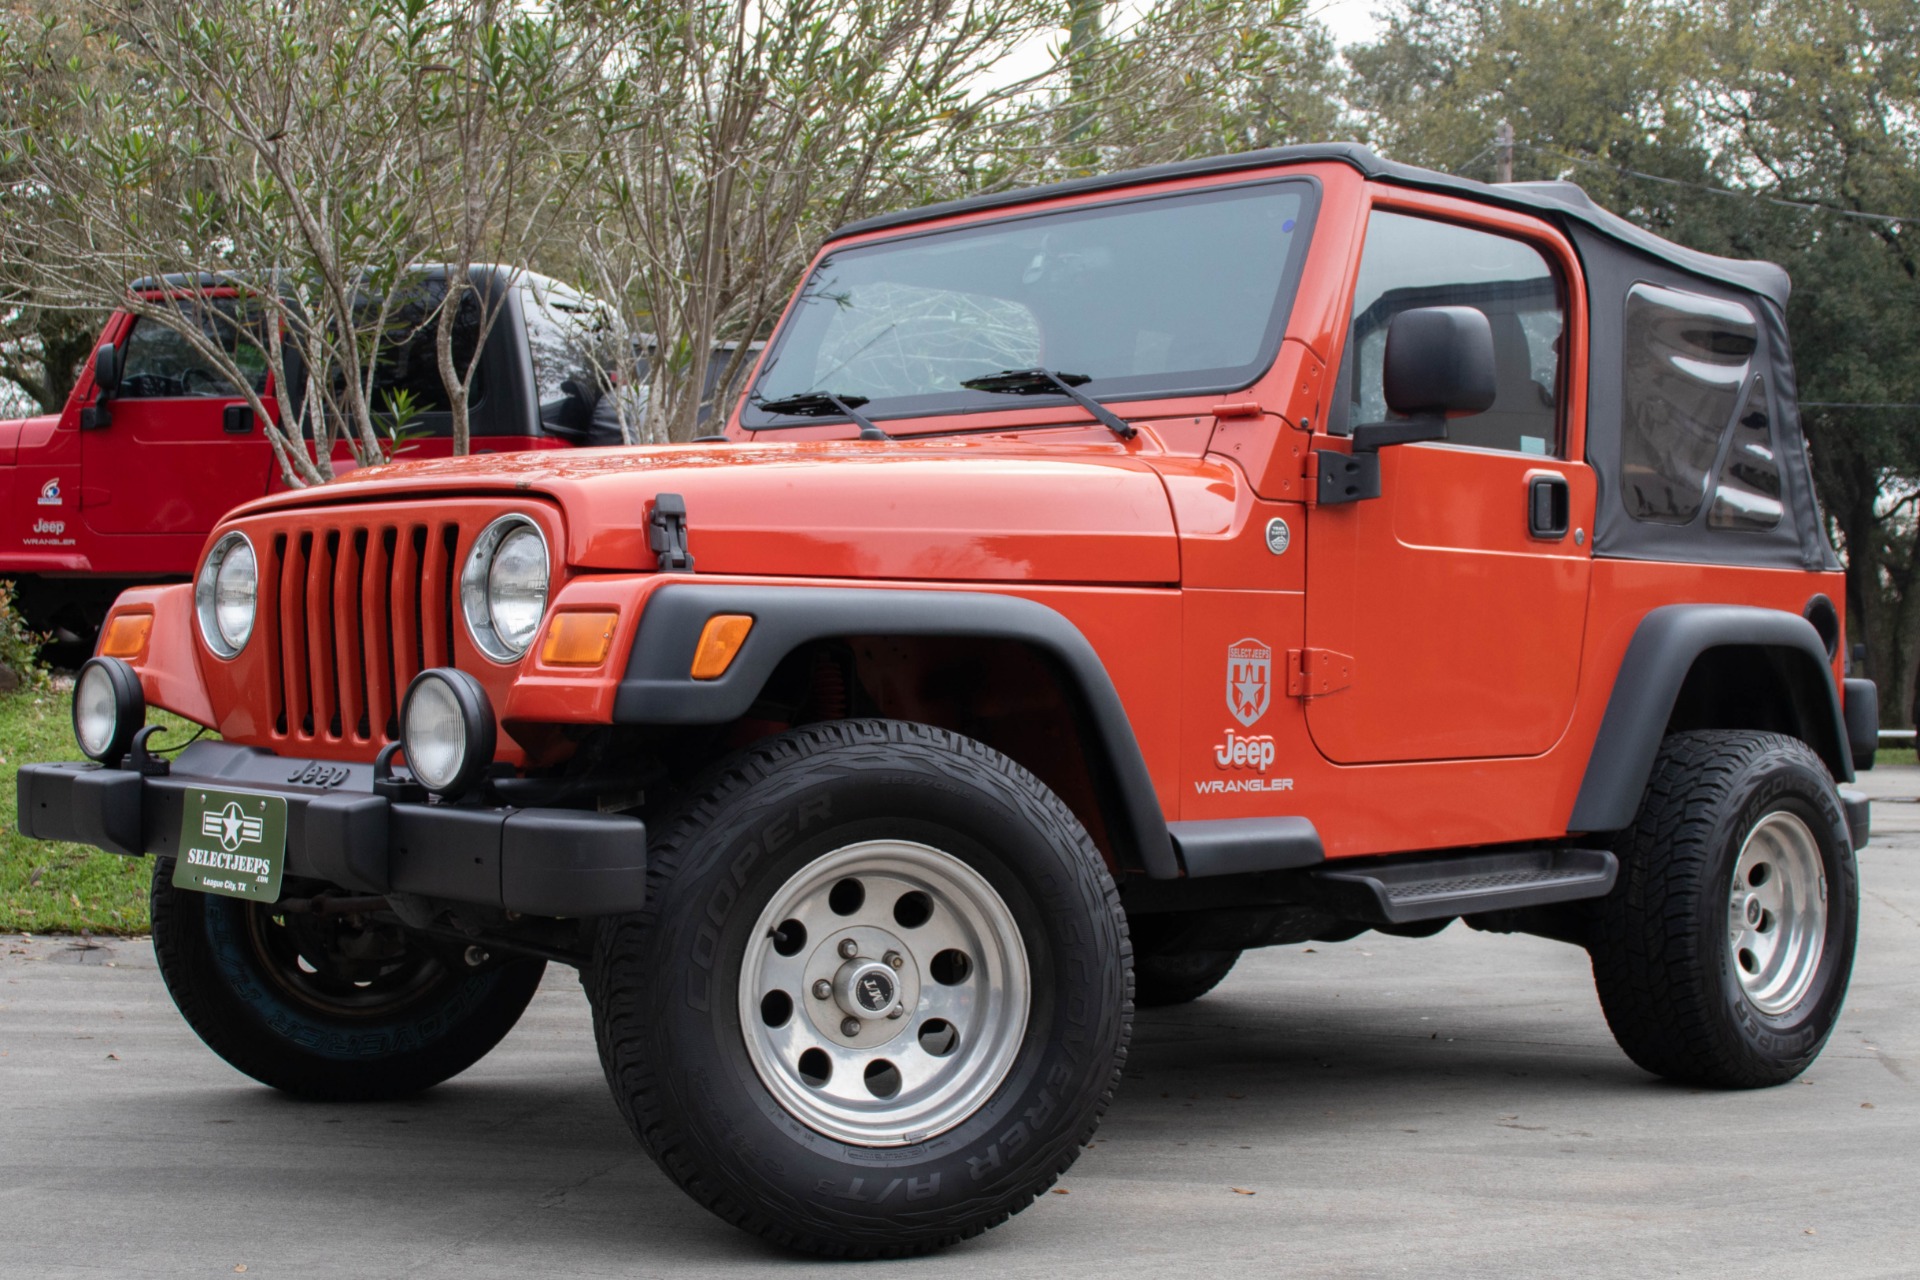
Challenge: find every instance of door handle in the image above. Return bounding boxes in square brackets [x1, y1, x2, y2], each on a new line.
[223, 404, 256, 434]
[1528, 474, 1570, 540]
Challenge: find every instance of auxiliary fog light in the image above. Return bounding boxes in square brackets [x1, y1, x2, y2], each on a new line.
[400, 668, 496, 799]
[73, 657, 145, 767]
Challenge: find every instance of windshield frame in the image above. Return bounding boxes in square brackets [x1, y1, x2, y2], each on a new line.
[740, 175, 1323, 433]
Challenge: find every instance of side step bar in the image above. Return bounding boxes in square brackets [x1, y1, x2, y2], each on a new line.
[1308, 847, 1618, 926]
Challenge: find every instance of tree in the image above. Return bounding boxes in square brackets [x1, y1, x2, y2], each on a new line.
[564, 0, 1335, 442]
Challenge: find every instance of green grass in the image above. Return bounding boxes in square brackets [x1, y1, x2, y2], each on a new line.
[0, 686, 199, 935]
[1875, 747, 1916, 767]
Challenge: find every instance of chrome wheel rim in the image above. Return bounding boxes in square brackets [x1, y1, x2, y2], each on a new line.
[1727, 811, 1827, 1016]
[739, 840, 1030, 1146]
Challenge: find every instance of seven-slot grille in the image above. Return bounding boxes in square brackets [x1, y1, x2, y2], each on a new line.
[262, 520, 463, 745]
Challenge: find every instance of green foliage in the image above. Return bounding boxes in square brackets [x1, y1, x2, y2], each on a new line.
[0, 686, 194, 933]
[0, 581, 47, 690]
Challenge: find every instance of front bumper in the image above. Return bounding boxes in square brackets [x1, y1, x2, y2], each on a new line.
[15, 741, 646, 917]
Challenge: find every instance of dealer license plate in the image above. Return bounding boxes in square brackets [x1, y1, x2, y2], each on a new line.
[173, 788, 288, 902]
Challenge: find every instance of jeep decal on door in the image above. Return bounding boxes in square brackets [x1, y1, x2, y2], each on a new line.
[1227, 638, 1272, 727]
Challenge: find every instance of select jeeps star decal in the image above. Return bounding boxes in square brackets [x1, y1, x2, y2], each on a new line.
[1227, 637, 1272, 727]
[201, 800, 266, 853]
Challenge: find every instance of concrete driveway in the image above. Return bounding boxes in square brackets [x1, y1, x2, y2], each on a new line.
[3, 770, 1915, 1279]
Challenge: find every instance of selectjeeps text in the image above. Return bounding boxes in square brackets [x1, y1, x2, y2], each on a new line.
[17, 143, 1882, 1257]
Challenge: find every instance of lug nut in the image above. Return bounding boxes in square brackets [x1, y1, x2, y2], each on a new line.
[838, 939, 859, 959]
[884, 951, 904, 970]
[841, 1017, 862, 1037]
[812, 979, 832, 1000]
[463, 946, 488, 968]
[887, 1003, 905, 1020]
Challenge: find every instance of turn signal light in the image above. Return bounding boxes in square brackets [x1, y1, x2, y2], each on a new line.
[691, 614, 754, 680]
[539, 610, 619, 666]
[99, 613, 152, 661]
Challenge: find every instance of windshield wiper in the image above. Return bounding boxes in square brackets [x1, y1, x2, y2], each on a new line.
[748, 391, 890, 441]
[959, 369, 1136, 440]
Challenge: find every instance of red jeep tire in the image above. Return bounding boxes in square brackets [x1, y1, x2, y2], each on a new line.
[1588, 731, 1858, 1088]
[586, 720, 1132, 1258]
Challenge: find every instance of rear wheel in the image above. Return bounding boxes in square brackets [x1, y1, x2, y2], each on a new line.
[150, 863, 545, 1100]
[1133, 949, 1241, 1007]
[587, 720, 1131, 1258]
[1588, 731, 1858, 1088]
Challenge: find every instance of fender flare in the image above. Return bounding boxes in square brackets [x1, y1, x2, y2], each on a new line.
[1567, 604, 1852, 834]
[612, 584, 1179, 879]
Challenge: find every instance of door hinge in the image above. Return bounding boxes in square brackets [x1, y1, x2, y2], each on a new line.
[649, 492, 695, 572]
[1308, 449, 1380, 505]
[1288, 648, 1354, 697]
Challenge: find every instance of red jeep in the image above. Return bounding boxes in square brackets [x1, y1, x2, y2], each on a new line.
[0, 269, 622, 651]
[16, 144, 1881, 1256]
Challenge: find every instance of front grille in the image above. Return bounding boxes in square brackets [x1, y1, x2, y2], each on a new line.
[264, 520, 462, 746]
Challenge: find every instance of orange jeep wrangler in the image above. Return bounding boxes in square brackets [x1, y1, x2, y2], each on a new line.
[17, 144, 1881, 1257]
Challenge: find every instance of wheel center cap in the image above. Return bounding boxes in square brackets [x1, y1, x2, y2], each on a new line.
[1746, 897, 1763, 926]
[834, 960, 898, 1020]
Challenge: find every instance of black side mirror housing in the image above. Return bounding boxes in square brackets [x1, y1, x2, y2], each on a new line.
[1352, 306, 1497, 452]
[93, 342, 121, 396]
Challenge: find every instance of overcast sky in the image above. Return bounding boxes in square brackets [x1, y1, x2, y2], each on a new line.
[1308, 0, 1387, 48]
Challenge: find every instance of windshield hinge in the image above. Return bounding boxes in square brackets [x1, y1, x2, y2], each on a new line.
[1288, 648, 1354, 698]
[650, 493, 695, 573]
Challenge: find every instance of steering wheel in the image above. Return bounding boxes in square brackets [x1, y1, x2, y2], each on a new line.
[179, 367, 222, 395]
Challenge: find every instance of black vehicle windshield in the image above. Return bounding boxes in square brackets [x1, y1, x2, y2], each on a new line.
[744, 180, 1315, 428]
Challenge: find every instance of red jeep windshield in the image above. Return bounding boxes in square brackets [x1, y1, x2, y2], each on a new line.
[746, 180, 1315, 427]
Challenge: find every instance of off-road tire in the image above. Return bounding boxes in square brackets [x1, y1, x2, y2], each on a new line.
[586, 719, 1132, 1258]
[1588, 731, 1858, 1088]
[150, 860, 545, 1100]
[1134, 949, 1241, 1007]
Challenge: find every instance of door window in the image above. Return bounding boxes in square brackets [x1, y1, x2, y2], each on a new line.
[117, 300, 269, 399]
[1334, 211, 1564, 456]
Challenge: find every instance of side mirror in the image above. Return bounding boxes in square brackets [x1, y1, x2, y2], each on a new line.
[93, 342, 121, 396]
[1351, 306, 1497, 452]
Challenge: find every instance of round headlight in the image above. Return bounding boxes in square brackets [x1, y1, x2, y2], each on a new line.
[73, 657, 145, 765]
[461, 515, 550, 662]
[195, 532, 257, 658]
[400, 668, 496, 797]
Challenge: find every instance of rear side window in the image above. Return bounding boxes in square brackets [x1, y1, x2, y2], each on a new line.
[366, 282, 486, 414]
[1335, 211, 1564, 455]
[1707, 374, 1783, 530]
[1620, 284, 1761, 526]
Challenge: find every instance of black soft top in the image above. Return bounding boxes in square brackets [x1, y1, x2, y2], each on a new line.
[831, 143, 1790, 307]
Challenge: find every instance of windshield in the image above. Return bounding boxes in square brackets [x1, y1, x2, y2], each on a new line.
[745, 180, 1315, 426]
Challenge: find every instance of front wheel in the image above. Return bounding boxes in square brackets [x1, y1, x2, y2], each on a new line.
[150, 863, 546, 1100]
[1588, 731, 1858, 1088]
[587, 720, 1132, 1258]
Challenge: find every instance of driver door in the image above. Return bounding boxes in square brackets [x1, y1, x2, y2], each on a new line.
[80, 306, 278, 538]
[1304, 204, 1595, 764]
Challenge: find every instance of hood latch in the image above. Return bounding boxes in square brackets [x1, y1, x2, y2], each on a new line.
[650, 493, 695, 572]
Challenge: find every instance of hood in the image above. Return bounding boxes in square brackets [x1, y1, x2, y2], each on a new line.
[230, 438, 1180, 586]
[0, 413, 59, 466]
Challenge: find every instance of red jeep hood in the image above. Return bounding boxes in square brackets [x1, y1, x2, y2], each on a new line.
[231, 438, 1180, 585]
[0, 413, 59, 466]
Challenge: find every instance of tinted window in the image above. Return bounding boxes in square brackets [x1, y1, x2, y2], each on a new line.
[118, 299, 269, 399]
[364, 280, 486, 415]
[1707, 373, 1783, 531]
[524, 287, 625, 426]
[1620, 283, 1758, 525]
[1335, 211, 1563, 455]
[749, 182, 1311, 419]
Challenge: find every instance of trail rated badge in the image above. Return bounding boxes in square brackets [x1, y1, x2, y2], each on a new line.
[1227, 638, 1272, 727]
[174, 789, 287, 902]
